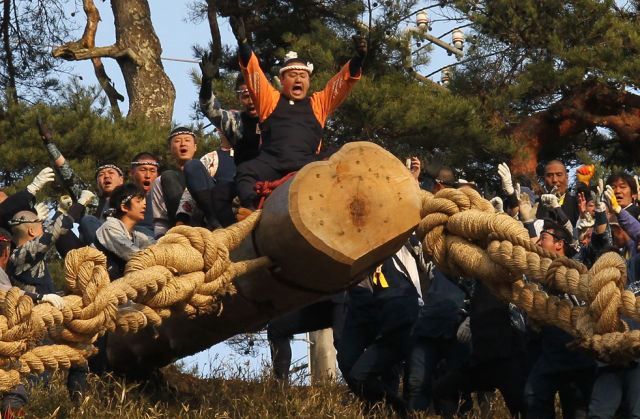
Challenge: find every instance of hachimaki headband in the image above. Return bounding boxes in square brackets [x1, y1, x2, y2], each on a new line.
[95, 164, 123, 180]
[279, 51, 314, 76]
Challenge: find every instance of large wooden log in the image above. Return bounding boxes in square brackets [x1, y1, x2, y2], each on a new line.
[106, 142, 421, 377]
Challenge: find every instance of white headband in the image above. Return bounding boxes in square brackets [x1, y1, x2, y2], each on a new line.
[279, 51, 313, 75]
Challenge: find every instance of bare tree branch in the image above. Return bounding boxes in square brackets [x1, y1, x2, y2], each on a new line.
[1, 0, 17, 102]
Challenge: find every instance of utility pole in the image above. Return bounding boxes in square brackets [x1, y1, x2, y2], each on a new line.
[308, 328, 336, 384]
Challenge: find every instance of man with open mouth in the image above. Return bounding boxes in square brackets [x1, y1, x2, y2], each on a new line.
[229, 16, 367, 210]
[150, 127, 198, 238]
[129, 152, 159, 237]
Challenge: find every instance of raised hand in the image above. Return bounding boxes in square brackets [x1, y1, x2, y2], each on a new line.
[604, 185, 621, 214]
[79, 190, 96, 207]
[199, 51, 219, 81]
[27, 167, 55, 196]
[541, 193, 560, 209]
[352, 35, 367, 58]
[37, 117, 54, 144]
[497, 163, 514, 195]
[577, 192, 587, 215]
[518, 193, 538, 223]
[576, 164, 595, 185]
[490, 196, 504, 213]
[229, 15, 246, 43]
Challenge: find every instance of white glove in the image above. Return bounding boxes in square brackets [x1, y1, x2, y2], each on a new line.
[79, 190, 95, 207]
[490, 196, 504, 213]
[456, 317, 471, 343]
[541, 193, 560, 209]
[497, 163, 514, 195]
[33, 203, 49, 221]
[40, 293, 66, 310]
[58, 195, 73, 213]
[26, 167, 55, 195]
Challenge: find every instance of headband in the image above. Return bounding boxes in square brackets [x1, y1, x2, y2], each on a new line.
[167, 129, 195, 143]
[7, 215, 41, 226]
[0, 235, 11, 243]
[279, 51, 313, 75]
[95, 164, 123, 179]
[121, 194, 135, 205]
[131, 160, 159, 168]
[105, 193, 135, 218]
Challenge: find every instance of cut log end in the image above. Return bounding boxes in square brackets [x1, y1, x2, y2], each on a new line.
[288, 141, 422, 273]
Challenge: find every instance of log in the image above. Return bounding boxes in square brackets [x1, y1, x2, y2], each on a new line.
[106, 142, 422, 377]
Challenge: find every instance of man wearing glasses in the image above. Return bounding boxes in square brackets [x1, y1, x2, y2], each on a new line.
[526, 219, 604, 419]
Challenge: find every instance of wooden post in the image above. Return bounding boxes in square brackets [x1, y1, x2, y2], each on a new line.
[106, 142, 422, 377]
[308, 328, 336, 384]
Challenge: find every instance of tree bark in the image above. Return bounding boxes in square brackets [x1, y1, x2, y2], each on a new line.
[105, 142, 422, 377]
[509, 80, 640, 176]
[206, 0, 222, 71]
[1, 0, 17, 103]
[82, 0, 124, 118]
[53, 0, 175, 125]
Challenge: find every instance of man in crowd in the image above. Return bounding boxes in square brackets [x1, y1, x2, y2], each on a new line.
[0, 167, 54, 229]
[607, 172, 640, 219]
[0, 227, 68, 417]
[230, 16, 366, 209]
[129, 152, 159, 237]
[7, 182, 94, 408]
[151, 127, 198, 237]
[178, 52, 265, 229]
[536, 160, 580, 225]
[38, 117, 125, 243]
[524, 220, 599, 419]
[199, 54, 261, 166]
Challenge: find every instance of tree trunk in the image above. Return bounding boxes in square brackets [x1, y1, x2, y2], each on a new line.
[111, 0, 175, 124]
[206, 0, 222, 70]
[1, 0, 17, 103]
[53, 0, 175, 124]
[106, 142, 422, 377]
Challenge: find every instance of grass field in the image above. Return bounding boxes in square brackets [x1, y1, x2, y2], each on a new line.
[23, 361, 516, 418]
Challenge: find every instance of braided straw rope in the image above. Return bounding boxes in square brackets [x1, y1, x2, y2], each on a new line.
[417, 187, 640, 365]
[0, 211, 271, 391]
[1, 186, 640, 391]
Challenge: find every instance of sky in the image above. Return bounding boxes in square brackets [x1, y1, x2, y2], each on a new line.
[58, 0, 465, 378]
[61, 1, 463, 125]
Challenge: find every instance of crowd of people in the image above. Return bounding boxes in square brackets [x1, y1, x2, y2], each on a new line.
[270, 158, 640, 418]
[0, 16, 638, 419]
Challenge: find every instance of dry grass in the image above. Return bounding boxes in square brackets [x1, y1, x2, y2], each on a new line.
[23, 362, 514, 418]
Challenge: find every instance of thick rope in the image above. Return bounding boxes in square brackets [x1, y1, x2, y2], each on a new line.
[0, 210, 272, 391]
[417, 187, 640, 365]
[1, 186, 640, 390]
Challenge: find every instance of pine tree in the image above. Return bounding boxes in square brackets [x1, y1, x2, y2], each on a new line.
[448, 0, 640, 178]
[0, 83, 218, 196]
